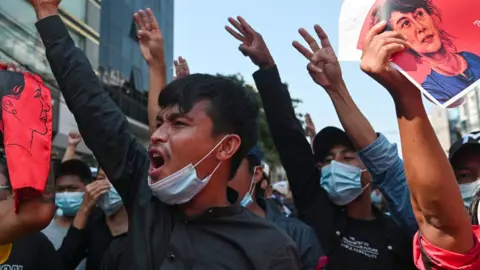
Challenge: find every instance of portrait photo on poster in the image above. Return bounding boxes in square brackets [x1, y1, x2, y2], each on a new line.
[352, 0, 480, 108]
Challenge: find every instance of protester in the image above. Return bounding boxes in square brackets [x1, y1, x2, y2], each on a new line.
[230, 145, 326, 269]
[226, 16, 416, 269]
[361, 19, 480, 269]
[0, 157, 64, 269]
[57, 134, 128, 270]
[26, 1, 301, 268]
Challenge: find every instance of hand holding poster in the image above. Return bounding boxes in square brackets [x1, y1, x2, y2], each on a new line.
[339, 0, 480, 107]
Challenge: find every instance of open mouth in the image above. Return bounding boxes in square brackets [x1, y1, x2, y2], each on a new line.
[149, 149, 165, 171]
[422, 34, 433, 44]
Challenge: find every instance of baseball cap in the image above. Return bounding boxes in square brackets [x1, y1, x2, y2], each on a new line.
[272, 181, 289, 196]
[261, 161, 270, 178]
[449, 131, 480, 161]
[248, 145, 263, 165]
[313, 126, 354, 163]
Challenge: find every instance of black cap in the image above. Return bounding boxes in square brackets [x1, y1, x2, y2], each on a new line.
[313, 126, 354, 162]
[449, 131, 480, 161]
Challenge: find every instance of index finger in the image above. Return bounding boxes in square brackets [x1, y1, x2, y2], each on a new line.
[314, 25, 332, 49]
[299, 28, 320, 52]
[133, 12, 146, 31]
[364, 20, 387, 44]
[146, 8, 160, 30]
[237, 16, 255, 35]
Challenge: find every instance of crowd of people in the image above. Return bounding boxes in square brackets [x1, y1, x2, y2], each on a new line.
[0, 0, 479, 269]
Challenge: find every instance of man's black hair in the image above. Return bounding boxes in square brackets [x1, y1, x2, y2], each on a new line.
[56, 159, 92, 184]
[159, 74, 260, 179]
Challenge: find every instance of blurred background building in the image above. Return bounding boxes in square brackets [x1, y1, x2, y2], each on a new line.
[428, 85, 480, 154]
[0, 0, 174, 165]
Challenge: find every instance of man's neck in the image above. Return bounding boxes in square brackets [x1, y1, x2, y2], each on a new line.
[345, 194, 375, 220]
[179, 179, 231, 217]
[247, 199, 266, 218]
[55, 216, 73, 227]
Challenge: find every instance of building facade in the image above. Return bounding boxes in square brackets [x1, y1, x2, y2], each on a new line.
[0, 0, 174, 165]
[429, 85, 480, 152]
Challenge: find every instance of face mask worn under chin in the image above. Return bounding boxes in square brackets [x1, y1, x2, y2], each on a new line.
[240, 166, 260, 208]
[98, 185, 123, 216]
[320, 160, 369, 206]
[459, 179, 480, 208]
[55, 192, 84, 216]
[148, 136, 228, 205]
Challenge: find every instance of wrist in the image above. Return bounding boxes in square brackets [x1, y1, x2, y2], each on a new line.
[149, 61, 166, 72]
[258, 57, 275, 70]
[34, 5, 58, 20]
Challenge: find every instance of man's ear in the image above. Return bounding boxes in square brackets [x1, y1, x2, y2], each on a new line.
[253, 167, 263, 184]
[216, 135, 241, 161]
[1, 96, 16, 115]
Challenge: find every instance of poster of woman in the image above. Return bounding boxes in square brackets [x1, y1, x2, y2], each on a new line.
[340, 0, 480, 107]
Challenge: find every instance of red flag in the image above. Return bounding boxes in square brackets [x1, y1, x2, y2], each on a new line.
[0, 70, 52, 211]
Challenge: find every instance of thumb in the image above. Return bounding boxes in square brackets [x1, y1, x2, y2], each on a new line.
[239, 44, 253, 57]
[137, 30, 152, 41]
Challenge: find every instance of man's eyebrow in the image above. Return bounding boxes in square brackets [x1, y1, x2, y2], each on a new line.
[157, 112, 193, 121]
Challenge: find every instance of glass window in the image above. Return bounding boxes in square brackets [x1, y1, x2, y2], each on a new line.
[85, 39, 99, 70]
[60, 0, 87, 22]
[86, 1, 101, 33]
[0, 0, 38, 34]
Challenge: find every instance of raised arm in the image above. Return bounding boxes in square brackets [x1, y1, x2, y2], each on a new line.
[225, 17, 335, 247]
[28, 0, 147, 209]
[293, 25, 417, 235]
[133, 9, 167, 135]
[361, 21, 472, 253]
[0, 162, 55, 244]
[62, 131, 81, 162]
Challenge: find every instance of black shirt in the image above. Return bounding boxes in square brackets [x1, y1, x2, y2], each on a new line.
[252, 66, 415, 270]
[58, 208, 113, 270]
[100, 233, 129, 270]
[1, 232, 63, 269]
[260, 198, 324, 270]
[36, 15, 301, 270]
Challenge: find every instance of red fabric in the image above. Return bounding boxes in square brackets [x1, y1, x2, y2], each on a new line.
[0, 72, 52, 212]
[414, 226, 480, 270]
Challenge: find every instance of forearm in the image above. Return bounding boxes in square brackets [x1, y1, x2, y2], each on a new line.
[327, 85, 377, 149]
[148, 64, 166, 135]
[62, 145, 77, 162]
[392, 80, 472, 253]
[72, 206, 92, 230]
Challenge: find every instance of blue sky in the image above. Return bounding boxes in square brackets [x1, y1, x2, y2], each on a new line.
[173, 0, 433, 155]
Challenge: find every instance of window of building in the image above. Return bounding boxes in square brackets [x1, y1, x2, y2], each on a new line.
[85, 39, 99, 70]
[86, 0, 101, 33]
[60, 0, 87, 22]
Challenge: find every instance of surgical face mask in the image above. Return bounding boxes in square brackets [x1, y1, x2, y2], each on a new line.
[98, 185, 123, 216]
[240, 166, 260, 208]
[55, 192, 84, 216]
[148, 136, 228, 205]
[459, 179, 480, 208]
[320, 161, 369, 206]
[370, 192, 382, 205]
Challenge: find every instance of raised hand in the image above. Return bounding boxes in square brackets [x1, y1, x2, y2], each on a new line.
[173, 57, 190, 80]
[305, 113, 316, 138]
[293, 25, 343, 91]
[0, 62, 21, 73]
[67, 131, 82, 146]
[27, 0, 61, 19]
[360, 21, 410, 78]
[225, 16, 274, 69]
[81, 180, 111, 210]
[133, 8, 164, 67]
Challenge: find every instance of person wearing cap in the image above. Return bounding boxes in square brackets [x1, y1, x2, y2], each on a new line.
[361, 21, 480, 269]
[448, 131, 480, 209]
[230, 19, 416, 269]
[229, 145, 326, 270]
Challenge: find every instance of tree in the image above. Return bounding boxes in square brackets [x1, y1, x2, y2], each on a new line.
[218, 73, 304, 168]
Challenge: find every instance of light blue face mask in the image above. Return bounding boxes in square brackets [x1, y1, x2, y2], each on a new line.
[240, 166, 261, 208]
[370, 192, 383, 205]
[98, 185, 123, 216]
[55, 192, 84, 216]
[148, 136, 228, 205]
[459, 180, 480, 208]
[320, 161, 368, 206]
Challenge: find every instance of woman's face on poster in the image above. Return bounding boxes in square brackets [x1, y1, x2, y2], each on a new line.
[389, 8, 442, 54]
